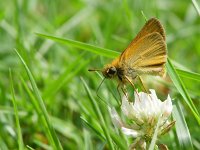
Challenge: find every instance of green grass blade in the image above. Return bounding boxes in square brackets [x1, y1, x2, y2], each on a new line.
[148, 115, 162, 150]
[20, 76, 42, 116]
[36, 33, 119, 58]
[15, 49, 63, 150]
[26, 145, 35, 150]
[38, 6, 94, 56]
[83, 129, 93, 150]
[9, 69, 24, 150]
[172, 100, 194, 150]
[81, 78, 115, 150]
[80, 117, 106, 141]
[80, 108, 127, 149]
[80, 117, 105, 141]
[20, 76, 59, 148]
[191, 0, 200, 16]
[110, 130, 128, 150]
[33, 140, 52, 150]
[50, 116, 83, 147]
[0, 135, 9, 150]
[43, 53, 95, 99]
[176, 69, 200, 81]
[166, 59, 200, 124]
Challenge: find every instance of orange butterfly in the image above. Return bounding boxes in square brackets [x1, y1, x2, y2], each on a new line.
[89, 18, 167, 90]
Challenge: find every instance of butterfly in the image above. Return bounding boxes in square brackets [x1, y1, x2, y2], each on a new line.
[89, 18, 167, 91]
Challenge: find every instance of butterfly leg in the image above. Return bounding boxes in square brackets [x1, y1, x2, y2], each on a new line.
[117, 83, 122, 105]
[124, 75, 141, 101]
[137, 75, 149, 93]
[137, 75, 153, 100]
[121, 85, 131, 102]
[117, 83, 131, 102]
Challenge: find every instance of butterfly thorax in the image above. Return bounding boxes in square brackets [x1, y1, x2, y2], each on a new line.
[102, 64, 124, 81]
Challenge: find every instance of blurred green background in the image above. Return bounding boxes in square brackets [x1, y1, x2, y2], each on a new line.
[0, 0, 200, 149]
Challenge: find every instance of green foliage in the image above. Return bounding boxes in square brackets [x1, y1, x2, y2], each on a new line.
[172, 100, 194, 150]
[0, 0, 200, 149]
[166, 59, 200, 124]
[15, 50, 63, 150]
[10, 69, 24, 150]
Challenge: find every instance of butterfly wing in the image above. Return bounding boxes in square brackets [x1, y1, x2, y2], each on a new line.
[110, 18, 167, 80]
[120, 32, 167, 77]
[132, 18, 166, 42]
[116, 18, 167, 78]
[119, 18, 165, 61]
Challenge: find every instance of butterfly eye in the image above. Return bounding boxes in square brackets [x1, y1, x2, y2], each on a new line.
[108, 67, 117, 75]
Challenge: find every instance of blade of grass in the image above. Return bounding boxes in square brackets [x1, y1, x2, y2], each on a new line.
[110, 130, 128, 150]
[172, 100, 194, 150]
[0, 135, 9, 150]
[81, 77, 115, 150]
[166, 59, 200, 124]
[50, 116, 83, 147]
[80, 100, 127, 149]
[191, 0, 200, 16]
[83, 129, 93, 150]
[26, 145, 35, 150]
[0, 105, 25, 116]
[81, 117, 105, 140]
[15, 49, 63, 150]
[193, 139, 200, 149]
[36, 33, 119, 58]
[148, 115, 162, 150]
[9, 69, 24, 150]
[20, 76, 42, 116]
[37, 6, 94, 57]
[20, 77, 64, 148]
[43, 53, 95, 99]
[79, 100, 107, 141]
[33, 139, 52, 150]
[176, 69, 200, 82]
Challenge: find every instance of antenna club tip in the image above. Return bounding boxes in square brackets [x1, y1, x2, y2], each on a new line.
[88, 68, 102, 72]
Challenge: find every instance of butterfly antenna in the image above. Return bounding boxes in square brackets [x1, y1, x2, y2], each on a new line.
[96, 77, 105, 94]
[88, 68, 102, 72]
[96, 77, 110, 107]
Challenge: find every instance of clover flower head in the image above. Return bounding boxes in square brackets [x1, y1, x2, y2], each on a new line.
[110, 89, 175, 149]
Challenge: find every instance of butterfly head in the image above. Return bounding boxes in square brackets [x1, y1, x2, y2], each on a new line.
[102, 66, 117, 79]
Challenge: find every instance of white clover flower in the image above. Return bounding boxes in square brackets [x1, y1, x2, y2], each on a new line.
[109, 89, 175, 149]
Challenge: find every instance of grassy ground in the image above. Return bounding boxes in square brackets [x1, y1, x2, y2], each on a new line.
[0, 0, 200, 149]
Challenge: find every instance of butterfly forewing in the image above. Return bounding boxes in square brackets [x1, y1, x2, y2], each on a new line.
[121, 32, 167, 77]
[105, 18, 167, 83]
[119, 18, 165, 62]
[132, 18, 166, 42]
